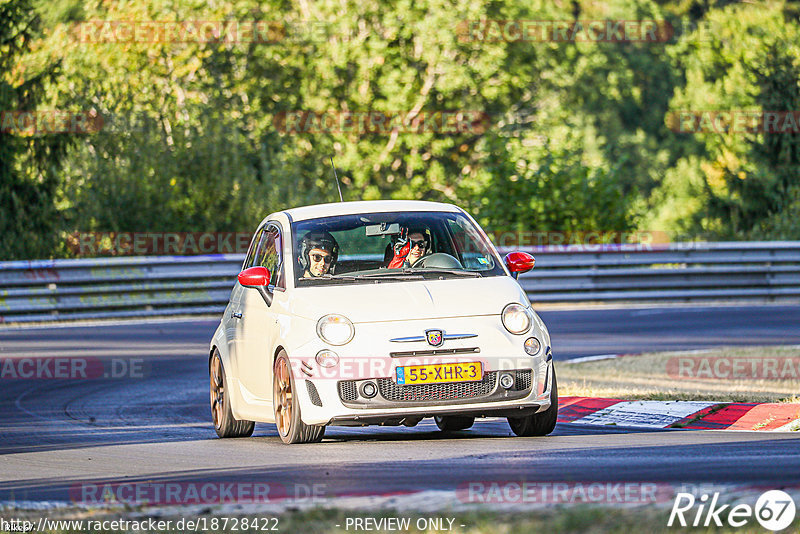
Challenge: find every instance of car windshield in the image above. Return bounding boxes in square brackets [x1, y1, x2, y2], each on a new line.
[292, 211, 505, 285]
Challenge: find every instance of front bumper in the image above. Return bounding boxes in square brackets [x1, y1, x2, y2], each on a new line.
[337, 369, 532, 408]
[298, 356, 554, 426]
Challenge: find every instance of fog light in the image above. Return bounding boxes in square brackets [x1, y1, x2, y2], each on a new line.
[524, 337, 541, 356]
[499, 373, 514, 389]
[360, 381, 377, 398]
[315, 349, 339, 368]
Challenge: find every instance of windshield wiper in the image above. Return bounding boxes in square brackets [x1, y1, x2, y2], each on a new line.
[340, 271, 425, 280]
[409, 268, 482, 277]
[297, 274, 360, 282]
[308, 269, 481, 282]
[300, 272, 424, 282]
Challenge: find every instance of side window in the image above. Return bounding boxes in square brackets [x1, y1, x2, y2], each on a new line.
[253, 223, 285, 289]
[270, 225, 286, 289]
[244, 226, 265, 269]
[445, 219, 495, 271]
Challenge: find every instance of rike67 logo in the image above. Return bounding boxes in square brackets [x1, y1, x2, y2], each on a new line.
[668, 490, 796, 530]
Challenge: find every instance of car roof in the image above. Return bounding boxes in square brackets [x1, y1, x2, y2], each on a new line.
[281, 200, 462, 222]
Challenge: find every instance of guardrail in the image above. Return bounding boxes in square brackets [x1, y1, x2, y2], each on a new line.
[503, 241, 800, 304]
[1, 242, 798, 323]
[0, 255, 241, 323]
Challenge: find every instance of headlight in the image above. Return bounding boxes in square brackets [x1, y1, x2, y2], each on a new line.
[315, 349, 339, 368]
[316, 314, 354, 345]
[502, 303, 532, 334]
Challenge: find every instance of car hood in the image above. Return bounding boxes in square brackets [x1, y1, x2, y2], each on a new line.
[288, 276, 530, 323]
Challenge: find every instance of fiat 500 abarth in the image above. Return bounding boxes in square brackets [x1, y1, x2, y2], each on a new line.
[209, 200, 557, 444]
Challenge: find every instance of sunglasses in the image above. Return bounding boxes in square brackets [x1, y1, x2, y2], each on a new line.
[409, 239, 429, 249]
[310, 253, 332, 264]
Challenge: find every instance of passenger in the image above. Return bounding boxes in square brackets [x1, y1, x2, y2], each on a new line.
[299, 231, 339, 277]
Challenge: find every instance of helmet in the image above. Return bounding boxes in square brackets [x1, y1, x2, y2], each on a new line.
[299, 230, 339, 272]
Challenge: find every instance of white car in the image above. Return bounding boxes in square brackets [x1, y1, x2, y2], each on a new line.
[209, 200, 557, 444]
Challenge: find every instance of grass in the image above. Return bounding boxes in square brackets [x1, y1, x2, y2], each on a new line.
[204, 508, 796, 533]
[559, 345, 800, 403]
[6, 506, 798, 534]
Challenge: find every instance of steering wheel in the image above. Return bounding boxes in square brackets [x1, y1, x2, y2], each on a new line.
[410, 253, 463, 269]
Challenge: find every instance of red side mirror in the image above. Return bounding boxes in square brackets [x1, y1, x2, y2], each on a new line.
[238, 266, 270, 287]
[504, 252, 535, 275]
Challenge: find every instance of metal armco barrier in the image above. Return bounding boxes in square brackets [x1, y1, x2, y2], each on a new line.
[0, 255, 242, 323]
[1, 242, 798, 323]
[503, 241, 800, 304]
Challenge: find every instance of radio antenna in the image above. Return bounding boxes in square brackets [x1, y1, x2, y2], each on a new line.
[330, 156, 344, 202]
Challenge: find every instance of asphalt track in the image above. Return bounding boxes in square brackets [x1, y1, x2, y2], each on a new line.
[0, 304, 799, 506]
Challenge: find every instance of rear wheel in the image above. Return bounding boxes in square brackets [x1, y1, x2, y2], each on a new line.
[434, 415, 475, 432]
[508, 367, 558, 437]
[273, 351, 325, 444]
[210, 349, 255, 438]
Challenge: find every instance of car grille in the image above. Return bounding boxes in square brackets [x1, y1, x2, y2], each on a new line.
[336, 369, 533, 407]
[338, 380, 358, 402]
[515, 369, 531, 391]
[389, 347, 480, 358]
[376, 372, 497, 402]
[306, 380, 323, 406]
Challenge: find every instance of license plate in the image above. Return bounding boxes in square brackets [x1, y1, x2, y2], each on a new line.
[396, 362, 483, 385]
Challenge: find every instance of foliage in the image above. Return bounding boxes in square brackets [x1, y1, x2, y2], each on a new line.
[1, 0, 798, 259]
[0, 0, 71, 259]
[654, 2, 800, 239]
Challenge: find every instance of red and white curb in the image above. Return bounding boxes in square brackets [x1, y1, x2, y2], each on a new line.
[558, 397, 800, 431]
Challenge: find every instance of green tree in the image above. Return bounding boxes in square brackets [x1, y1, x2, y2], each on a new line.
[16, 0, 799, 260]
[0, 0, 71, 259]
[653, 2, 800, 239]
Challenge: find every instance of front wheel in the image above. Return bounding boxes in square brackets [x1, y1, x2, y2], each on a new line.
[434, 415, 475, 431]
[210, 349, 255, 438]
[273, 351, 325, 444]
[508, 367, 558, 437]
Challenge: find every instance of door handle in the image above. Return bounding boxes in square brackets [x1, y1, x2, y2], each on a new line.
[231, 311, 242, 319]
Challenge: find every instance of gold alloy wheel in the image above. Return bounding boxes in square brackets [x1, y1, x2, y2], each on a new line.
[210, 354, 224, 429]
[274, 356, 293, 437]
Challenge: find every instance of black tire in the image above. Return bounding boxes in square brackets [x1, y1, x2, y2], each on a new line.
[273, 351, 325, 444]
[210, 349, 255, 438]
[508, 366, 558, 437]
[434, 415, 475, 431]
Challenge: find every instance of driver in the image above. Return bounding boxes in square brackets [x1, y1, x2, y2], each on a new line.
[388, 227, 431, 268]
[299, 231, 339, 278]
